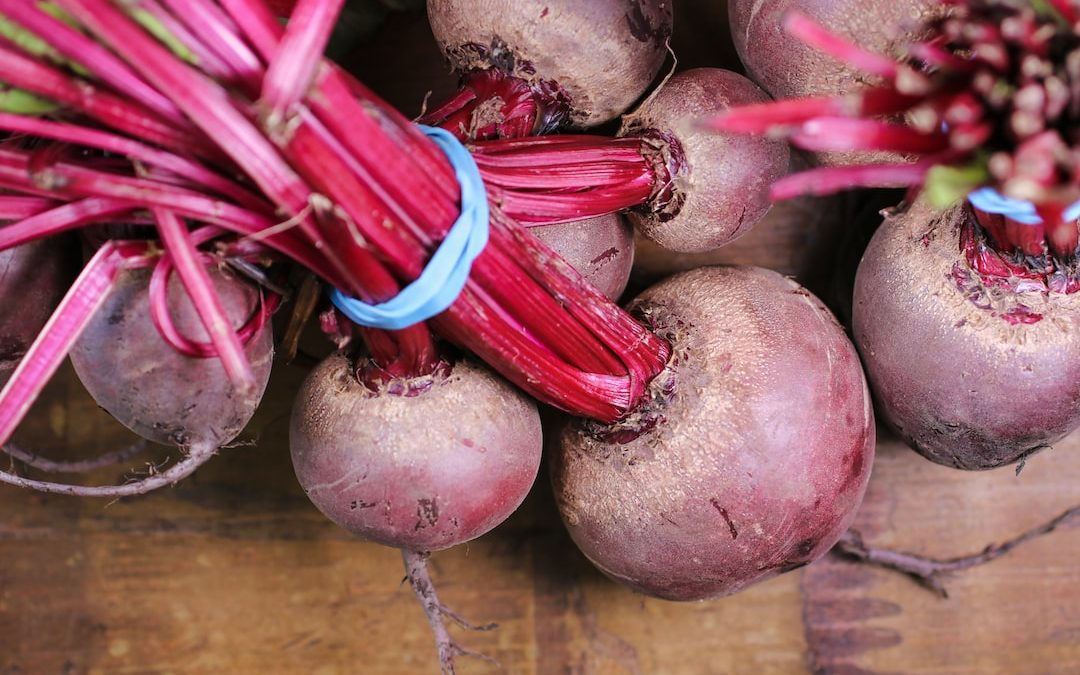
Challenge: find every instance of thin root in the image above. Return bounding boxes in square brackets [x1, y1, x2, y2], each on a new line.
[832, 504, 1080, 597]
[2, 440, 149, 474]
[401, 549, 501, 675]
[0, 443, 218, 497]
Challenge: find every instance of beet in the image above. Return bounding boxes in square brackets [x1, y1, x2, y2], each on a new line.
[728, 0, 938, 167]
[729, 0, 937, 102]
[853, 199, 1080, 470]
[290, 353, 542, 551]
[0, 238, 77, 378]
[427, 0, 672, 127]
[69, 266, 273, 451]
[552, 266, 874, 601]
[532, 213, 634, 300]
[630, 152, 857, 300]
[619, 68, 789, 253]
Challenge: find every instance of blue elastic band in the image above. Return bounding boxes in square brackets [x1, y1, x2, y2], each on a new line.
[328, 125, 489, 330]
[968, 187, 1080, 224]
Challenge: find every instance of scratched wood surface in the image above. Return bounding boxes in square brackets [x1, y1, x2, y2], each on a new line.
[3, 4, 1080, 675]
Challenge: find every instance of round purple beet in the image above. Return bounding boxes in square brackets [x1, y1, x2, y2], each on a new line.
[428, 0, 672, 127]
[290, 354, 543, 551]
[531, 212, 634, 300]
[619, 68, 789, 253]
[729, 0, 938, 101]
[553, 266, 874, 600]
[854, 199, 1080, 469]
[0, 237, 77, 378]
[70, 267, 273, 451]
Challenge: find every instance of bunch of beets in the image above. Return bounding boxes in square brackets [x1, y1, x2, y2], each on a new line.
[1, 0, 1077, 671]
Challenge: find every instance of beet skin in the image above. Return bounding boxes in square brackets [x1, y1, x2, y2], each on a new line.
[290, 355, 542, 551]
[70, 267, 273, 451]
[854, 200, 1080, 470]
[0, 238, 77, 377]
[428, 0, 672, 127]
[552, 266, 874, 601]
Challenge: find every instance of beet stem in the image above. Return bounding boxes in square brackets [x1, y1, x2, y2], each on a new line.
[0, 0, 673, 422]
[157, 0, 265, 86]
[260, 0, 344, 130]
[153, 208, 256, 394]
[0, 0, 189, 127]
[0, 112, 268, 212]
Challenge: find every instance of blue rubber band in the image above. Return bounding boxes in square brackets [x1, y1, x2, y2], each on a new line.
[968, 187, 1080, 224]
[328, 125, 489, 330]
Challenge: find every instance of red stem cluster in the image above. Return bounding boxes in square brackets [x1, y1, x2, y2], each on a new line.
[0, 0, 672, 456]
[706, 1, 1080, 260]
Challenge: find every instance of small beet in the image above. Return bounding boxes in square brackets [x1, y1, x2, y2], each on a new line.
[619, 68, 789, 253]
[70, 266, 273, 451]
[0, 237, 77, 378]
[853, 199, 1080, 470]
[552, 266, 874, 601]
[290, 354, 542, 551]
[729, 0, 937, 102]
[532, 212, 634, 300]
[427, 0, 673, 128]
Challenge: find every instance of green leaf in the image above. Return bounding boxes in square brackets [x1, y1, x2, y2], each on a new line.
[129, 8, 198, 65]
[925, 164, 991, 209]
[1031, 0, 1071, 27]
[0, 87, 59, 115]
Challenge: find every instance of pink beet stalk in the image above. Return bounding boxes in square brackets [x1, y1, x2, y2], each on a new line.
[158, 0, 265, 86]
[260, 0, 344, 130]
[0, 0, 190, 127]
[153, 208, 257, 394]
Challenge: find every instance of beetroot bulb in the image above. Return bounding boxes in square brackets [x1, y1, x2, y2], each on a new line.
[424, 0, 673, 136]
[552, 266, 874, 601]
[532, 212, 634, 300]
[290, 353, 542, 551]
[729, 0, 938, 102]
[854, 199, 1080, 470]
[0, 237, 77, 380]
[290, 350, 542, 672]
[619, 68, 789, 253]
[69, 266, 273, 454]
